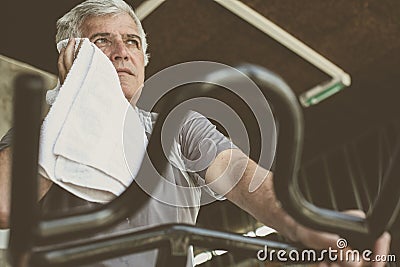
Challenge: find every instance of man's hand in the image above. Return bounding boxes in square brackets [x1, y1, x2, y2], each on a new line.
[57, 38, 83, 85]
[289, 212, 391, 267]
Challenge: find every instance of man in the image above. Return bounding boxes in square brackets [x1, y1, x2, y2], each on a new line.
[0, 0, 390, 266]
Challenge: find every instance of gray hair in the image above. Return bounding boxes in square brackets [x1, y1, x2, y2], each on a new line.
[56, 0, 149, 65]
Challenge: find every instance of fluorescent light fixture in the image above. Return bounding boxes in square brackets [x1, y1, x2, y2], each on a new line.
[213, 0, 351, 107]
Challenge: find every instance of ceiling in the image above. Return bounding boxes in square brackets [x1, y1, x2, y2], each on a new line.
[2, 0, 400, 159]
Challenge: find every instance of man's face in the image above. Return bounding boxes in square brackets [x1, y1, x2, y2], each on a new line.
[80, 13, 145, 103]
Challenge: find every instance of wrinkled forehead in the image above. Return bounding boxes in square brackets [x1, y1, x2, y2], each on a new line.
[79, 13, 139, 38]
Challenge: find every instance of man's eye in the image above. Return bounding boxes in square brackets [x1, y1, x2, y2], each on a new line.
[94, 38, 109, 45]
[126, 39, 140, 47]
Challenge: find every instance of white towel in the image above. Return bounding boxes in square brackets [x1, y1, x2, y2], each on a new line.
[38, 38, 147, 203]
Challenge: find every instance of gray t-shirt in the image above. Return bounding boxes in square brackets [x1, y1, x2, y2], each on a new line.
[0, 108, 235, 266]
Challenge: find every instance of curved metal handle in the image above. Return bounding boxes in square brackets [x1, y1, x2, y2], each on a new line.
[234, 64, 399, 249]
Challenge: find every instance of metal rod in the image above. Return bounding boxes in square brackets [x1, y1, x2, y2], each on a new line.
[135, 0, 166, 20]
[9, 74, 45, 266]
[31, 224, 302, 267]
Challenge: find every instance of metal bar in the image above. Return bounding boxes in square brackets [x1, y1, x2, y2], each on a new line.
[135, 0, 166, 20]
[9, 74, 45, 266]
[31, 224, 303, 267]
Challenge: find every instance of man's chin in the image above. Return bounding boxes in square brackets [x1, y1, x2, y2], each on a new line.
[121, 86, 141, 104]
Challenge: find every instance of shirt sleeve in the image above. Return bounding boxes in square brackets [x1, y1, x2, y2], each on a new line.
[0, 128, 13, 151]
[178, 111, 237, 199]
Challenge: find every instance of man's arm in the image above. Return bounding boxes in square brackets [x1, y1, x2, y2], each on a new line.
[205, 149, 303, 242]
[0, 147, 52, 229]
[205, 149, 391, 267]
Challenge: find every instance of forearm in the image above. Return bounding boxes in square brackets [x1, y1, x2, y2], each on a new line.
[206, 149, 371, 251]
[227, 164, 298, 241]
[205, 149, 298, 240]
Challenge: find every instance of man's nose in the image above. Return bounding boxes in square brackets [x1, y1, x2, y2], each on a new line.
[110, 40, 129, 61]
